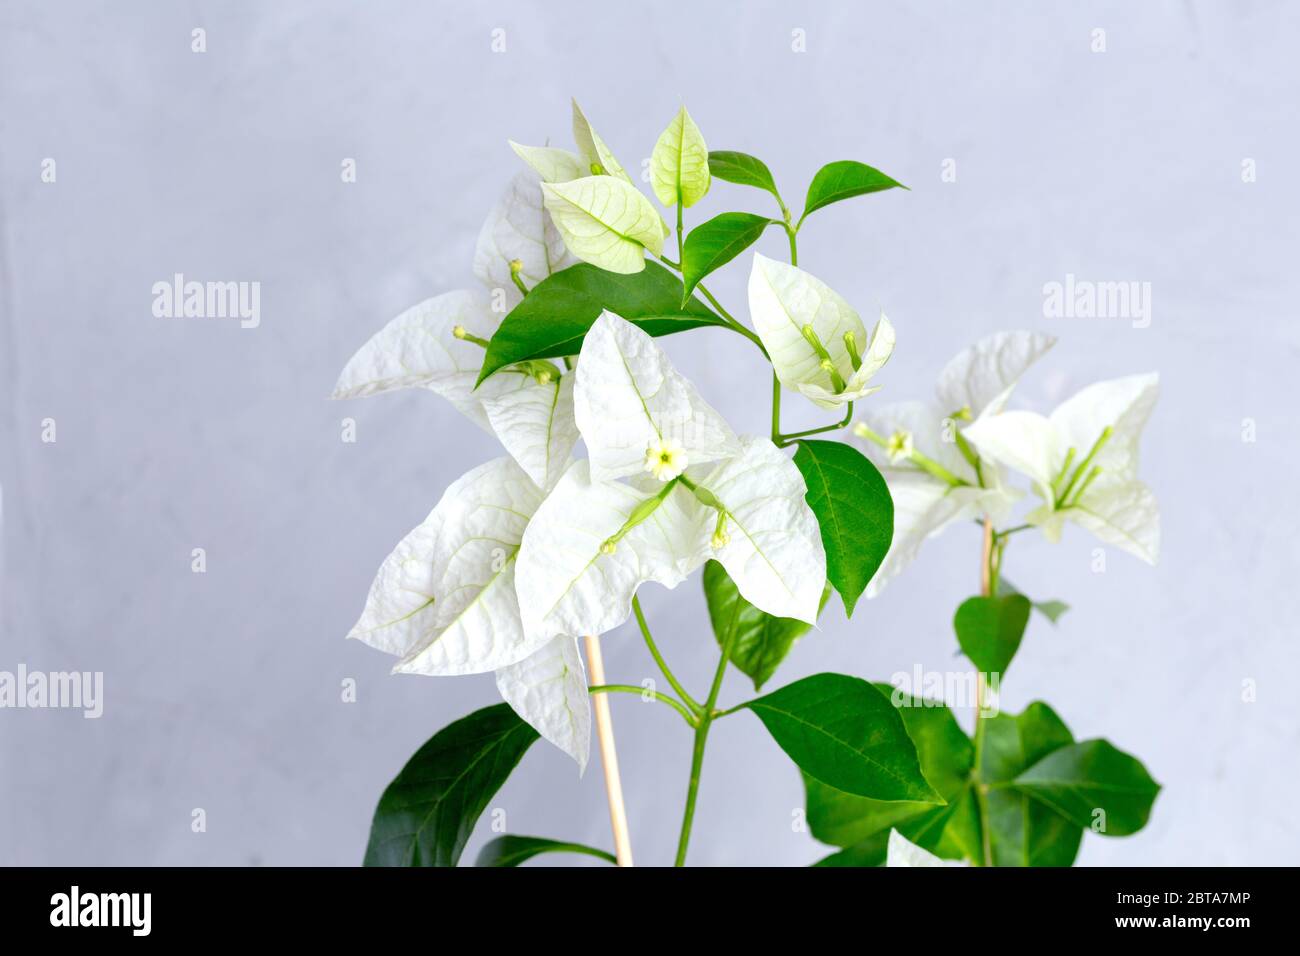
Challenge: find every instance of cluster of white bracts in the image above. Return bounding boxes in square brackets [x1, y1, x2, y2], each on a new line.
[853, 331, 1161, 596]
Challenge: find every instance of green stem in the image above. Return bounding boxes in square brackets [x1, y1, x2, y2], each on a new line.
[588, 684, 696, 725]
[676, 201, 684, 266]
[854, 422, 970, 487]
[632, 595, 701, 714]
[784, 224, 799, 266]
[971, 517, 997, 867]
[774, 404, 854, 447]
[655, 255, 768, 358]
[674, 614, 739, 866]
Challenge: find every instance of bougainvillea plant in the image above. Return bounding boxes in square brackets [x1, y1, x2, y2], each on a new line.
[333, 100, 1160, 867]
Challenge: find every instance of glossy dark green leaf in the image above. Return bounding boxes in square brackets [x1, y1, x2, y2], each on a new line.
[681, 212, 773, 303]
[799, 160, 907, 224]
[954, 594, 1032, 677]
[707, 150, 781, 201]
[476, 261, 725, 384]
[999, 576, 1070, 624]
[792, 440, 893, 617]
[475, 835, 616, 867]
[1013, 740, 1161, 837]
[744, 673, 941, 802]
[805, 687, 976, 863]
[363, 704, 538, 867]
[702, 560, 827, 691]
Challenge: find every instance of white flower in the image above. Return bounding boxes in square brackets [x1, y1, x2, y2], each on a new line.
[747, 254, 895, 409]
[333, 173, 579, 491]
[644, 437, 688, 481]
[962, 373, 1160, 564]
[345, 455, 592, 770]
[573, 311, 739, 482]
[854, 331, 1057, 597]
[515, 314, 827, 647]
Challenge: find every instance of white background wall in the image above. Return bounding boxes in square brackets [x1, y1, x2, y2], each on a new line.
[2, 0, 1297, 866]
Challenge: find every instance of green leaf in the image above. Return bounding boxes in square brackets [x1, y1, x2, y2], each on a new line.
[650, 106, 710, 208]
[702, 559, 826, 691]
[804, 687, 974, 855]
[708, 150, 782, 203]
[1033, 599, 1070, 624]
[743, 673, 941, 802]
[541, 176, 665, 273]
[799, 160, 907, 224]
[1012, 740, 1161, 837]
[476, 261, 726, 384]
[979, 702, 1083, 867]
[681, 212, 773, 303]
[792, 440, 893, 617]
[999, 576, 1070, 624]
[475, 835, 616, 867]
[953, 594, 1032, 676]
[363, 704, 538, 867]
[985, 788, 1083, 867]
[812, 831, 889, 867]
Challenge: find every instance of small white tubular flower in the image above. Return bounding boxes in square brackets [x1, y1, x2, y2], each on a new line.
[855, 331, 1056, 597]
[573, 311, 740, 482]
[963, 372, 1160, 564]
[473, 170, 576, 309]
[644, 436, 688, 481]
[347, 457, 546, 675]
[885, 429, 914, 464]
[748, 254, 895, 409]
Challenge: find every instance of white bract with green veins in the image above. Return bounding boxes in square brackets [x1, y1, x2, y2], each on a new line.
[852, 331, 1056, 596]
[517, 312, 827, 647]
[749, 254, 896, 410]
[963, 372, 1160, 564]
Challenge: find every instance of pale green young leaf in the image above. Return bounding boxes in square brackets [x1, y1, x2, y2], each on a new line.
[542, 176, 665, 274]
[571, 99, 632, 182]
[650, 106, 710, 207]
[508, 141, 586, 183]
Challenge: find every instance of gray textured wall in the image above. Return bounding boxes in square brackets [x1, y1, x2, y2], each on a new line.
[2, 0, 1297, 866]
